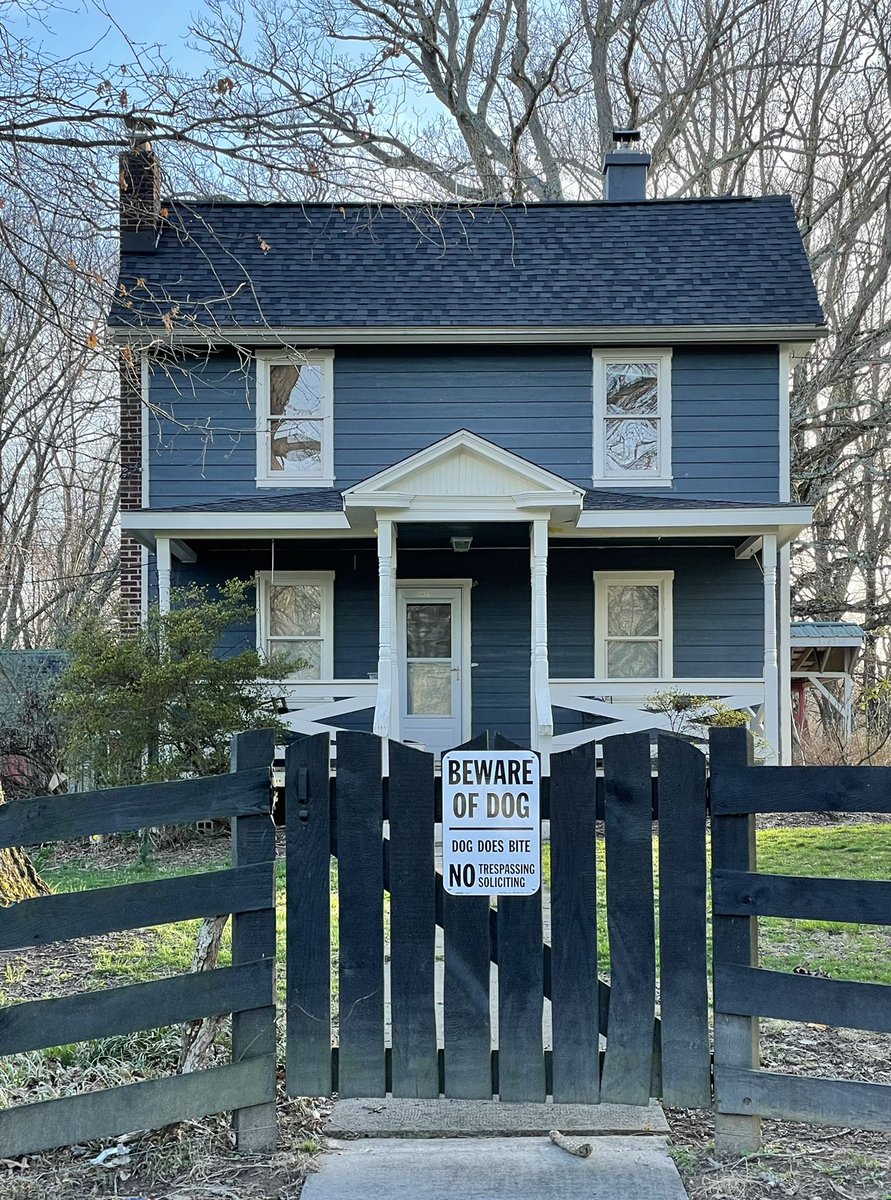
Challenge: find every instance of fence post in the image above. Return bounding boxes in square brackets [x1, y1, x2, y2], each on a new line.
[230, 728, 278, 1152]
[710, 726, 761, 1157]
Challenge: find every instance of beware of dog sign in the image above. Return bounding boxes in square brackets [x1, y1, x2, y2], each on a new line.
[442, 749, 541, 896]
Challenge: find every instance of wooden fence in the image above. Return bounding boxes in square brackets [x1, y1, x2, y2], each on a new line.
[0, 729, 278, 1158]
[4, 722, 889, 1159]
[710, 726, 891, 1153]
[286, 728, 712, 1109]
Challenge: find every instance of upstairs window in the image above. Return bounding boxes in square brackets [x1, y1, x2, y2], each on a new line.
[594, 571, 673, 680]
[593, 351, 671, 485]
[256, 571, 334, 679]
[256, 351, 334, 486]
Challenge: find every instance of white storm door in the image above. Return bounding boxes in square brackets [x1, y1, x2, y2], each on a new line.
[398, 586, 465, 753]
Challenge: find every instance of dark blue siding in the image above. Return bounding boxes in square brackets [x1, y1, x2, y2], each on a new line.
[333, 349, 591, 490]
[548, 545, 763, 679]
[670, 347, 779, 501]
[157, 538, 762, 745]
[147, 345, 780, 507]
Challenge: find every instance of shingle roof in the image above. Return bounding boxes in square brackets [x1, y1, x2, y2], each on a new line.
[582, 490, 776, 511]
[152, 490, 798, 515]
[153, 490, 344, 513]
[112, 197, 824, 332]
[790, 621, 865, 641]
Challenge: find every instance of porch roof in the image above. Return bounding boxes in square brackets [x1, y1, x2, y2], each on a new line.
[146, 488, 799, 515]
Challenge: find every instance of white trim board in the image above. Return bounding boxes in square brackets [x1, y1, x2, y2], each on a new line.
[779, 343, 792, 503]
[140, 351, 150, 508]
[120, 502, 812, 549]
[109, 322, 828, 346]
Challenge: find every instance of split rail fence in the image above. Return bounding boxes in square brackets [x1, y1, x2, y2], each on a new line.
[710, 728, 891, 1148]
[0, 729, 278, 1159]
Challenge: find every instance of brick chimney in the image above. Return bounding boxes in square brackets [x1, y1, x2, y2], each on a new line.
[119, 139, 161, 252]
[602, 129, 651, 201]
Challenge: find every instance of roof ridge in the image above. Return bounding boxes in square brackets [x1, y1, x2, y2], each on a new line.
[160, 194, 789, 211]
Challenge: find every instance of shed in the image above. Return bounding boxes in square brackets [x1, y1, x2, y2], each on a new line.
[790, 621, 865, 738]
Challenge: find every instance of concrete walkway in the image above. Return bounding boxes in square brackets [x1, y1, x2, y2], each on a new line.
[302, 1099, 690, 1200]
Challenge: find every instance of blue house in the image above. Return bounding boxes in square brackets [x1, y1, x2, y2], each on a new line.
[112, 140, 824, 765]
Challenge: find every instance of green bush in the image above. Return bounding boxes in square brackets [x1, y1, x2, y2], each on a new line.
[57, 579, 293, 788]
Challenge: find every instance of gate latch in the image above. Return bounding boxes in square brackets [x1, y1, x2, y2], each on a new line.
[297, 766, 309, 821]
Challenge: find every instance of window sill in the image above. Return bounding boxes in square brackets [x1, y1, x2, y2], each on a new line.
[256, 477, 335, 489]
[591, 477, 673, 489]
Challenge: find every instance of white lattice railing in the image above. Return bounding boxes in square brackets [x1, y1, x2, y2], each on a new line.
[274, 680, 378, 738]
[547, 678, 767, 754]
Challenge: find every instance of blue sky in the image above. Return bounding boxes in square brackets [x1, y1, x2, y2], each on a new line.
[9, 0, 203, 72]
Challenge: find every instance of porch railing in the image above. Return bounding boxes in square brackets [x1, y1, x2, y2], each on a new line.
[546, 678, 767, 754]
[275, 679, 379, 738]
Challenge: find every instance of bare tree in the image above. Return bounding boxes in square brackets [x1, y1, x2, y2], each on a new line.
[0, 195, 119, 648]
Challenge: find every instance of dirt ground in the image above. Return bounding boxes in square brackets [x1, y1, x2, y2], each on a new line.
[668, 1021, 891, 1200]
[0, 1094, 327, 1200]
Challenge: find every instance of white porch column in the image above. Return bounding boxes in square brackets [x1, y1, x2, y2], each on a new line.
[762, 534, 780, 764]
[373, 519, 396, 738]
[157, 536, 172, 616]
[530, 518, 553, 747]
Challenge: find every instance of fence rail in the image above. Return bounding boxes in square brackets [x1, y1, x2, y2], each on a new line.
[0, 730, 278, 1159]
[710, 727, 891, 1151]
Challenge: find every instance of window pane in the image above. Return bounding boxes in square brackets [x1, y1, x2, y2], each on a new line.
[406, 603, 451, 659]
[270, 418, 322, 474]
[607, 585, 659, 637]
[270, 363, 322, 416]
[605, 418, 659, 473]
[268, 638, 322, 679]
[607, 640, 660, 678]
[270, 584, 321, 636]
[606, 363, 658, 414]
[407, 663, 452, 714]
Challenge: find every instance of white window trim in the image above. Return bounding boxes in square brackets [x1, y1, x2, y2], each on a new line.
[592, 349, 672, 487]
[256, 570, 335, 679]
[594, 570, 674, 680]
[255, 350, 335, 487]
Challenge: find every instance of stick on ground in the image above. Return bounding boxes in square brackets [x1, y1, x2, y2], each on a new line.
[549, 1130, 593, 1158]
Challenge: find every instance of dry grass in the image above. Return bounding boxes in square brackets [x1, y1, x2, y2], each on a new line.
[0, 1087, 327, 1200]
[796, 728, 891, 769]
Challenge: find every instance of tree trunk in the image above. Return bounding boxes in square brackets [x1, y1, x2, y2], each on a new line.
[178, 914, 229, 1072]
[0, 781, 49, 904]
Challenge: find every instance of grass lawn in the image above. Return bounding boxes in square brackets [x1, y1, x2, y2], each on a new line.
[545, 823, 891, 984]
[30, 823, 891, 993]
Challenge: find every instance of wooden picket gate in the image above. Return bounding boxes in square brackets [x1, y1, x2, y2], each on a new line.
[285, 729, 712, 1107]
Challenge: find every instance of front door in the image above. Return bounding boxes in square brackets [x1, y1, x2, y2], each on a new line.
[397, 585, 466, 752]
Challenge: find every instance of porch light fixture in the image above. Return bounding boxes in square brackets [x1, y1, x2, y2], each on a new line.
[450, 535, 473, 553]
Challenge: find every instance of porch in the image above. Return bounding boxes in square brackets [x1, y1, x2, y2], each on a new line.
[141, 431, 808, 765]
